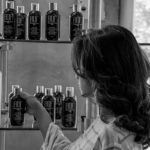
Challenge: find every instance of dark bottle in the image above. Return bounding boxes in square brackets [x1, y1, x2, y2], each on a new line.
[6, 84, 20, 107]
[45, 2, 60, 41]
[53, 85, 63, 125]
[62, 87, 76, 128]
[34, 85, 45, 103]
[70, 4, 83, 41]
[42, 88, 55, 122]
[3, 0, 17, 39]
[32, 85, 44, 128]
[9, 87, 26, 126]
[16, 6, 26, 40]
[28, 3, 41, 40]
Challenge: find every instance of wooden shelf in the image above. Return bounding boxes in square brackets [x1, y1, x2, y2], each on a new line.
[0, 127, 77, 131]
[0, 110, 77, 131]
[0, 39, 72, 44]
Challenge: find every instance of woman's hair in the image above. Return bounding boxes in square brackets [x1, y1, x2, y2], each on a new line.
[71, 25, 150, 149]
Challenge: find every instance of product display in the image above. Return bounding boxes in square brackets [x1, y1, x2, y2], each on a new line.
[7, 84, 77, 128]
[3, 0, 17, 39]
[69, 4, 83, 41]
[16, 6, 26, 40]
[9, 87, 26, 126]
[53, 85, 63, 125]
[62, 87, 76, 127]
[45, 2, 60, 41]
[3, 1, 81, 128]
[2, 2, 84, 41]
[42, 88, 55, 122]
[28, 3, 41, 40]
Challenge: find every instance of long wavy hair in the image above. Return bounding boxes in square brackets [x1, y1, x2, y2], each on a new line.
[71, 25, 150, 149]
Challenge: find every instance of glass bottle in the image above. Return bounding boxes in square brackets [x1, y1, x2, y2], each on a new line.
[53, 85, 63, 125]
[62, 87, 76, 128]
[42, 88, 55, 122]
[3, 0, 17, 39]
[7, 84, 20, 107]
[16, 6, 26, 40]
[69, 4, 83, 41]
[9, 87, 26, 126]
[45, 2, 60, 41]
[28, 3, 41, 40]
[32, 85, 44, 128]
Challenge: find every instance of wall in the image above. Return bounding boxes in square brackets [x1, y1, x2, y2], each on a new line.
[102, 0, 119, 27]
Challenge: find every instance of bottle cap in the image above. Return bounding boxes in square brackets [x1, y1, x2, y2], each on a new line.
[49, 2, 57, 10]
[12, 85, 20, 92]
[14, 87, 20, 95]
[17, 6, 25, 13]
[54, 85, 62, 92]
[45, 88, 53, 96]
[36, 85, 44, 93]
[54, 3, 58, 10]
[31, 3, 39, 11]
[73, 4, 78, 12]
[66, 87, 74, 97]
[6, 1, 14, 9]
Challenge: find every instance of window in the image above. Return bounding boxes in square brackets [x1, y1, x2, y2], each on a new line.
[133, 0, 150, 43]
[133, 0, 150, 61]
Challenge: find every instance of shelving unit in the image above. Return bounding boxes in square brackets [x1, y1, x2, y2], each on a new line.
[0, 39, 79, 150]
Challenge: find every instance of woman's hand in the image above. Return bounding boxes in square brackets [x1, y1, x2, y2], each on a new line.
[19, 91, 42, 116]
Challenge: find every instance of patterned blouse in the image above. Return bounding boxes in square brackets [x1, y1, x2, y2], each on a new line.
[40, 116, 143, 150]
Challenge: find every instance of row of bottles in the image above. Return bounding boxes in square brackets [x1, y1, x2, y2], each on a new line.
[8, 84, 77, 128]
[33, 85, 77, 128]
[3, 1, 83, 41]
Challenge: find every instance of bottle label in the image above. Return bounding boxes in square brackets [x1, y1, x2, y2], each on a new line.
[46, 14, 59, 40]
[43, 100, 54, 121]
[29, 14, 41, 39]
[72, 17, 82, 25]
[30, 16, 39, 25]
[62, 101, 76, 127]
[65, 102, 74, 112]
[4, 14, 14, 22]
[70, 15, 82, 40]
[16, 14, 26, 39]
[48, 15, 57, 24]
[10, 99, 25, 125]
[3, 12, 16, 39]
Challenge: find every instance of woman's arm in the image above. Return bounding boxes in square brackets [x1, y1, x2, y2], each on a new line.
[19, 92, 51, 138]
[33, 101, 51, 138]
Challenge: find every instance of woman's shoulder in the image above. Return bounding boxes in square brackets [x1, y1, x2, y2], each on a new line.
[98, 120, 143, 150]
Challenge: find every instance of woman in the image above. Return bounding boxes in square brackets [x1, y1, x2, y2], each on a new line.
[20, 25, 150, 150]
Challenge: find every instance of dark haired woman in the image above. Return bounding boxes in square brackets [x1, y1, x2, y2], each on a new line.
[20, 25, 150, 150]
